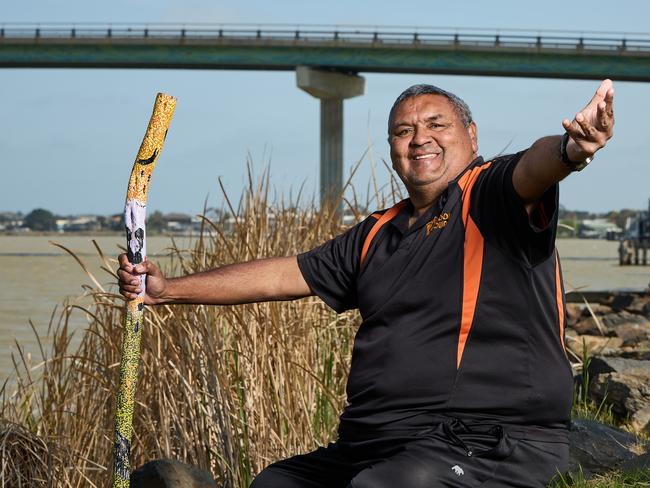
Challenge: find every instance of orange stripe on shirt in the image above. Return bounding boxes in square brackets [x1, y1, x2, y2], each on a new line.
[456, 162, 493, 369]
[360, 200, 407, 267]
[554, 251, 566, 350]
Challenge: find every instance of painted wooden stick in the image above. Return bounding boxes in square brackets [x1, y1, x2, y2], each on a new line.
[112, 93, 176, 488]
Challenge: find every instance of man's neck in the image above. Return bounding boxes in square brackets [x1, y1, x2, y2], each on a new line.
[407, 190, 444, 227]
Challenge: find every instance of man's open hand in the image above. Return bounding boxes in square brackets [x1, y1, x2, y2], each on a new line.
[562, 79, 614, 161]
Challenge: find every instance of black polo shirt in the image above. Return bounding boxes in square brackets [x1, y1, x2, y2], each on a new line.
[297, 153, 573, 441]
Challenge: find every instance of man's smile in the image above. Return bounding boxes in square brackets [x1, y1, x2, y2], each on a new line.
[410, 152, 441, 161]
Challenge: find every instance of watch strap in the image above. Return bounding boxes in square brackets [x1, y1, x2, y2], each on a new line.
[560, 133, 593, 172]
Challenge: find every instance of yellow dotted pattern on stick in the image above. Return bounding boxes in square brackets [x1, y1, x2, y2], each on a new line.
[126, 93, 177, 204]
[112, 93, 176, 488]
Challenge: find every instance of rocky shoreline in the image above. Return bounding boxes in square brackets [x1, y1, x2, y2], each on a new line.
[564, 290, 650, 478]
[565, 290, 650, 432]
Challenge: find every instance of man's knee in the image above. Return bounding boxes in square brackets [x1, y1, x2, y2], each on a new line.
[249, 467, 294, 488]
[350, 462, 440, 488]
[250, 465, 320, 488]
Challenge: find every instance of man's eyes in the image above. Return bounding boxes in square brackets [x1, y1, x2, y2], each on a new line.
[394, 123, 446, 136]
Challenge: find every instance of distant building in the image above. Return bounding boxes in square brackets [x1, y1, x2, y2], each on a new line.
[578, 218, 622, 239]
[0, 212, 24, 231]
[165, 213, 193, 233]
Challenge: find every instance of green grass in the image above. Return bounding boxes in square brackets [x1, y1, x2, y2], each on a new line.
[551, 469, 650, 487]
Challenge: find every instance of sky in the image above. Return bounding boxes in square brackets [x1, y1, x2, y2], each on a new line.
[2, 0, 650, 216]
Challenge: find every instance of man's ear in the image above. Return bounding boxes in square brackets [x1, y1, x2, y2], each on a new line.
[469, 122, 478, 154]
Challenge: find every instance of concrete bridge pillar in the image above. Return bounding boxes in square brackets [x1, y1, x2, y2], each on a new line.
[296, 66, 365, 205]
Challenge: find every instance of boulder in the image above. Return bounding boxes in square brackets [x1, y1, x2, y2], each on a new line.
[566, 303, 583, 326]
[619, 295, 650, 316]
[614, 323, 650, 347]
[580, 303, 613, 317]
[571, 317, 602, 335]
[585, 357, 650, 431]
[568, 419, 641, 477]
[566, 335, 623, 357]
[587, 356, 650, 376]
[620, 347, 650, 360]
[611, 294, 637, 312]
[600, 312, 648, 331]
[643, 302, 650, 320]
[130, 459, 216, 488]
[620, 450, 650, 471]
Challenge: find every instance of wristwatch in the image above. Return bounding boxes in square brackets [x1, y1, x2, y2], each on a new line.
[560, 133, 593, 172]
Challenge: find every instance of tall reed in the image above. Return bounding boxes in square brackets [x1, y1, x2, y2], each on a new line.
[0, 165, 399, 487]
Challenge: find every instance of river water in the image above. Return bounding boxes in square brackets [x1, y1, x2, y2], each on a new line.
[1, 235, 649, 381]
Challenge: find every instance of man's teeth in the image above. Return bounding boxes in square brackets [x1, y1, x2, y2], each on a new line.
[415, 154, 436, 160]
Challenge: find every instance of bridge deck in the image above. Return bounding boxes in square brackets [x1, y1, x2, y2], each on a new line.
[2, 24, 650, 81]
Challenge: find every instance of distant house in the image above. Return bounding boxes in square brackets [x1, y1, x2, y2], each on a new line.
[579, 218, 622, 239]
[165, 213, 193, 233]
[53, 215, 102, 232]
[0, 212, 24, 231]
[108, 214, 124, 231]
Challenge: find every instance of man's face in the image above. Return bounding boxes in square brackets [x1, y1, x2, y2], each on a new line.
[389, 94, 478, 195]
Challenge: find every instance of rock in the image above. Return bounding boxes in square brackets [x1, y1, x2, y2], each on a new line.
[614, 323, 649, 347]
[611, 294, 636, 312]
[601, 312, 648, 331]
[620, 347, 650, 360]
[588, 356, 650, 431]
[130, 459, 216, 488]
[620, 451, 650, 471]
[580, 304, 613, 317]
[568, 419, 640, 477]
[586, 357, 650, 431]
[566, 303, 582, 326]
[571, 317, 602, 335]
[589, 370, 650, 430]
[625, 296, 650, 315]
[566, 335, 623, 357]
[632, 406, 650, 432]
[643, 302, 650, 319]
[587, 356, 650, 376]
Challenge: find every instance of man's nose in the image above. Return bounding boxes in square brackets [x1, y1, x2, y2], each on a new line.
[411, 126, 432, 146]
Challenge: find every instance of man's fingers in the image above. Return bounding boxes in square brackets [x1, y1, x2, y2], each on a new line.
[605, 87, 614, 118]
[597, 101, 611, 130]
[120, 282, 142, 294]
[596, 79, 612, 98]
[118, 253, 132, 271]
[562, 118, 585, 141]
[117, 268, 141, 285]
[588, 79, 613, 105]
[121, 290, 141, 300]
[575, 113, 598, 139]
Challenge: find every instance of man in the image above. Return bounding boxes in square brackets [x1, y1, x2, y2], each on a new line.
[118, 79, 614, 487]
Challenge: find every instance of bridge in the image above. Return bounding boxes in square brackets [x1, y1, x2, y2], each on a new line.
[4, 23, 649, 201]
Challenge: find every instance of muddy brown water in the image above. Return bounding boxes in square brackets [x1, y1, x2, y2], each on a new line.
[1, 235, 649, 382]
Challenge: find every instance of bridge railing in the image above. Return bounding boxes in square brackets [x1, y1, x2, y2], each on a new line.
[2, 23, 650, 53]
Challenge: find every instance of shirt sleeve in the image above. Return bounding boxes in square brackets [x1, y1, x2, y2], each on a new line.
[296, 217, 375, 313]
[470, 151, 559, 266]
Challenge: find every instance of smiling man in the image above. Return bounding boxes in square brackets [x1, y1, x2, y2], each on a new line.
[118, 80, 614, 487]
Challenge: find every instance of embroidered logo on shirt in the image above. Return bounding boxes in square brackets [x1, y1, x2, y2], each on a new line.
[426, 212, 450, 236]
[451, 465, 465, 476]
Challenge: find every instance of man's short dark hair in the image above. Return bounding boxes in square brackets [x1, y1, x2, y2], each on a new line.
[388, 84, 473, 134]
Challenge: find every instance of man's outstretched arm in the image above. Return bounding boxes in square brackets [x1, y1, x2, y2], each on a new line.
[513, 79, 615, 208]
[117, 254, 313, 305]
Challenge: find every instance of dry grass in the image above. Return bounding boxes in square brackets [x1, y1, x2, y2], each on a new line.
[0, 166, 400, 487]
[2, 165, 648, 487]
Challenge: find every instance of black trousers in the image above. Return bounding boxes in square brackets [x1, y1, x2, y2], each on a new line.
[251, 419, 568, 488]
